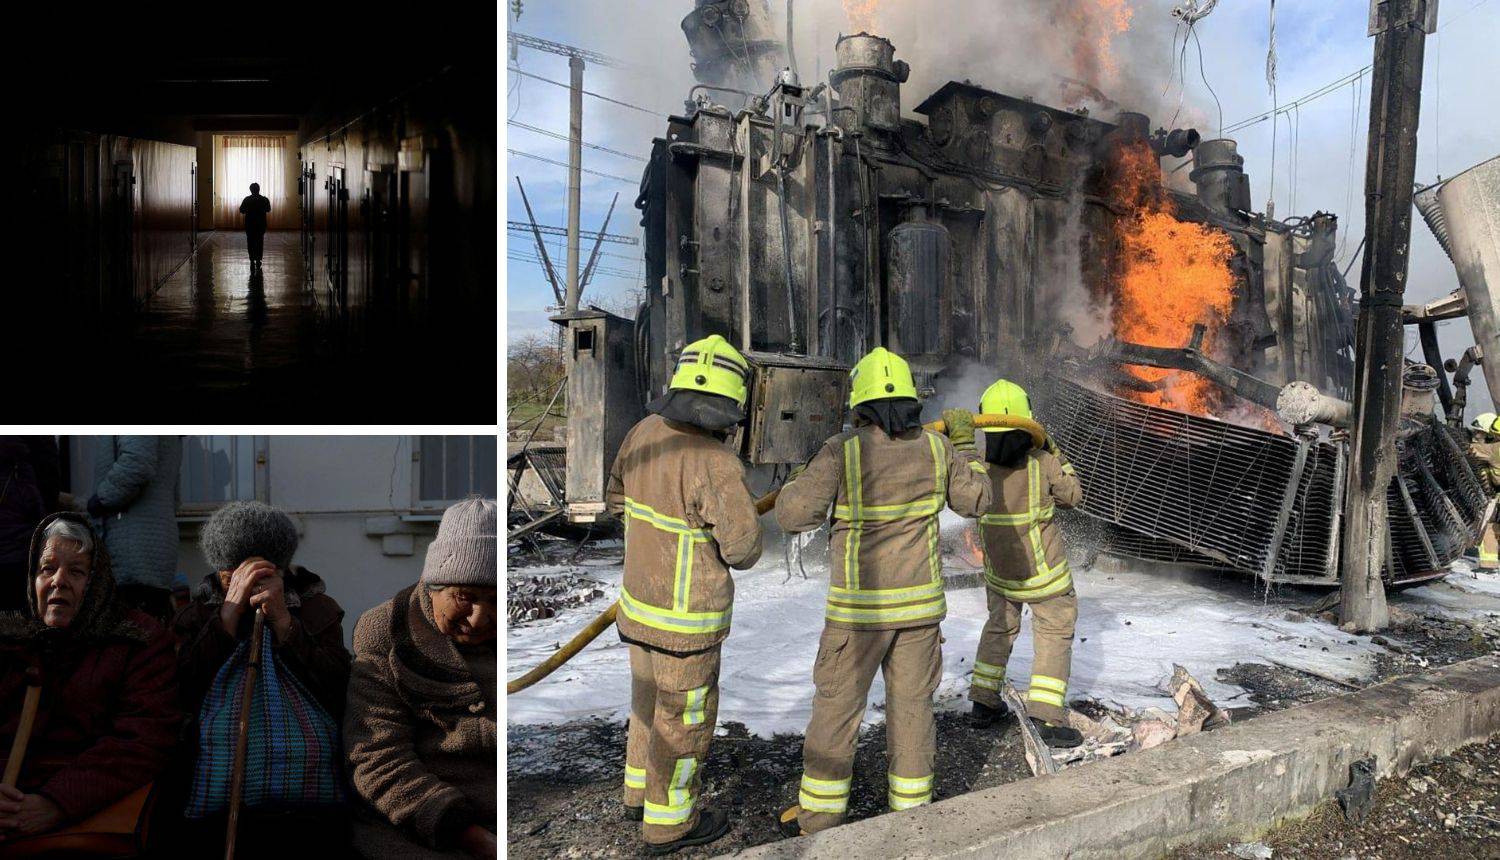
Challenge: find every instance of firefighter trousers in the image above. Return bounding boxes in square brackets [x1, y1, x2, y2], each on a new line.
[622, 642, 721, 843]
[969, 587, 1078, 724]
[796, 624, 942, 834]
[1481, 508, 1498, 570]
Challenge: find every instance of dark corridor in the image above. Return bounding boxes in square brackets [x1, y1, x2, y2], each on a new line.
[10, 22, 496, 420]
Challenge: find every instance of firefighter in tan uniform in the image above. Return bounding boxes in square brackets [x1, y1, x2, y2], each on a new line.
[967, 379, 1086, 747]
[773, 347, 991, 836]
[606, 334, 764, 855]
[1469, 413, 1499, 571]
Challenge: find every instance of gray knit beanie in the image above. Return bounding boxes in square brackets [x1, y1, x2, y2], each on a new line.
[200, 501, 299, 572]
[421, 498, 497, 587]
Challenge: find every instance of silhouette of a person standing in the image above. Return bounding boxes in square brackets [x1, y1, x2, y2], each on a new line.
[239, 183, 271, 268]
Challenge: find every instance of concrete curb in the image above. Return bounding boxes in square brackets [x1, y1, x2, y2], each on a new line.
[727, 654, 1500, 859]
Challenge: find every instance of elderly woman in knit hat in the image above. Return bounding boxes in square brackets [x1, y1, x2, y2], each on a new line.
[344, 498, 497, 860]
[173, 501, 352, 721]
[167, 501, 352, 855]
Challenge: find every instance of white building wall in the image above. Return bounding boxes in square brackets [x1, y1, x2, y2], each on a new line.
[189, 436, 442, 645]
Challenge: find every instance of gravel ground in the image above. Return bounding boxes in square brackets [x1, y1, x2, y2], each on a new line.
[1168, 735, 1500, 860]
[506, 711, 1030, 859]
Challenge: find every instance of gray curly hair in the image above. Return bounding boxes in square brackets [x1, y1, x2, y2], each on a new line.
[43, 517, 94, 557]
[199, 501, 299, 572]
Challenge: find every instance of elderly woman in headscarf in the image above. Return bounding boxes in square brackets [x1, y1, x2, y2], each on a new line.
[344, 498, 497, 860]
[0, 512, 180, 842]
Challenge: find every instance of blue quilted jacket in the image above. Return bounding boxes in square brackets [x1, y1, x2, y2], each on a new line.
[92, 436, 183, 589]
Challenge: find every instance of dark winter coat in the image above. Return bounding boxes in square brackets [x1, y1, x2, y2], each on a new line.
[91, 436, 182, 591]
[344, 584, 496, 859]
[0, 436, 60, 566]
[172, 566, 352, 722]
[0, 512, 181, 824]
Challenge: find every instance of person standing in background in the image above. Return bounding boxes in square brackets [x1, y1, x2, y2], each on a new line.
[0, 436, 60, 612]
[239, 182, 271, 268]
[89, 436, 182, 624]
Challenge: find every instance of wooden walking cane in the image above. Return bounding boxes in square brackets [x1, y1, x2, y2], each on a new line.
[223, 609, 265, 860]
[2, 663, 43, 788]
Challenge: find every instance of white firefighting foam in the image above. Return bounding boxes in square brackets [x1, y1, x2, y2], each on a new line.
[505, 524, 1499, 736]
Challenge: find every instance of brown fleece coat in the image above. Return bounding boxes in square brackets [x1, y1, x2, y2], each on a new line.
[344, 585, 496, 859]
[776, 423, 991, 630]
[0, 512, 181, 824]
[606, 413, 763, 653]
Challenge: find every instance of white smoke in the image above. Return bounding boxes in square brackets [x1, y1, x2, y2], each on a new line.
[1039, 194, 1116, 350]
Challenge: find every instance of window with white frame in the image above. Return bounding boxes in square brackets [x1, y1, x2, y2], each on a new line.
[417, 436, 497, 506]
[180, 436, 262, 508]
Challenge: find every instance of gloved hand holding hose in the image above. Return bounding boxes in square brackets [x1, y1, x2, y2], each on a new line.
[941, 409, 977, 451]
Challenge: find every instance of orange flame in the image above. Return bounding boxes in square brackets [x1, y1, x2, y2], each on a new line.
[1107, 141, 1238, 416]
[1061, 0, 1135, 90]
[960, 524, 984, 568]
[842, 0, 881, 32]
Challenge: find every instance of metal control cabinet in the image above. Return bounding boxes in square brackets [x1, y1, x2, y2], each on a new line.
[559, 310, 643, 522]
[740, 352, 850, 465]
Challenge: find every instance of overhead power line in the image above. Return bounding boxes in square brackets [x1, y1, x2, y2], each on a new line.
[507, 67, 667, 118]
[509, 120, 648, 162]
[1224, 65, 1371, 134]
[507, 221, 640, 246]
[509, 253, 640, 282]
[508, 149, 638, 185]
[1223, 0, 1491, 137]
[537, 236, 640, 263]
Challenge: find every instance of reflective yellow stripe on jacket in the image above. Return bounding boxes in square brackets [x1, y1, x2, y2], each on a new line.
[619, 497, 730, 636]
[826, 433, 947, 626]
[982, 458, 1072, 600]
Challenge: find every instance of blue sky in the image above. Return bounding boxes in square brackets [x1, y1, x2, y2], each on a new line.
[503, 0, 1498, 408]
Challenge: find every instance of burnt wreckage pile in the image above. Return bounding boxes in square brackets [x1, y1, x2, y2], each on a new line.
[547, 19, 1490, 585]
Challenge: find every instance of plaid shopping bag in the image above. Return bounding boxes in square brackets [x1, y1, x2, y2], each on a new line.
[185, 629, 347, 817]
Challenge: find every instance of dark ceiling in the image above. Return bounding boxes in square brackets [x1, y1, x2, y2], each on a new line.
[28, 19, 493, 139]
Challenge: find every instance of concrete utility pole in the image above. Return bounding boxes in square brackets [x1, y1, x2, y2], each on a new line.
[564, 55, 585, 313]
[507, 33, 623, 313]
[1339, 0, 1437, 631]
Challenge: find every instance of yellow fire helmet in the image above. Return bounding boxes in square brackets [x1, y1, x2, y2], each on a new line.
[1473, 412, 1498, 434]
[979, 378, 1033, 421]
[668, 334, 751, 406]
[848, 347, 919, 407]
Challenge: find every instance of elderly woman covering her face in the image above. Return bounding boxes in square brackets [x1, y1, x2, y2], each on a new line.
[0, 513, 181, 842]
[344, 498, 498, 860]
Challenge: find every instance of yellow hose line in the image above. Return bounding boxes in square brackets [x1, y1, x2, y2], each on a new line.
[506, 412, 1048, 695]
[507, 603, 620, 694]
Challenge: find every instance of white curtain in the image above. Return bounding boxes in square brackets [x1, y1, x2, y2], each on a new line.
[214, 135, 295, 230]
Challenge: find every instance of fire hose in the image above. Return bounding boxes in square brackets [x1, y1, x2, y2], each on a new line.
[506, 413, 1047, 695]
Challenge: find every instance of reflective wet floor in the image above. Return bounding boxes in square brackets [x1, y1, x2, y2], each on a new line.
[133, 231, 326, 399]
[25, 229, 492, 418]
[51, 229, 492, 417]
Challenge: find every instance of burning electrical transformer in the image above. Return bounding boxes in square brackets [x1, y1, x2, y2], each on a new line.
[544, 23, 1489, 587]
